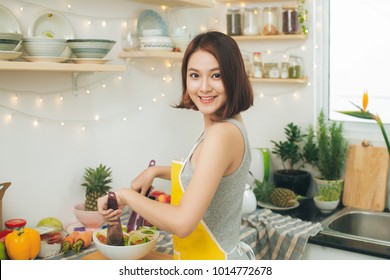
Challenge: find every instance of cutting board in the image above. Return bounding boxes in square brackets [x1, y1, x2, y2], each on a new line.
[343, 142, 389, 211]
[82, 250, 172, 260]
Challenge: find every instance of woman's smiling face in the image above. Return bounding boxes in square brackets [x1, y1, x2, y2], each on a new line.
[186, 50, 227, 120]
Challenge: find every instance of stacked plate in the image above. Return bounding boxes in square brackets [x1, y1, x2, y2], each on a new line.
[137, 10, 173, 51]
[0, 4, 23, 60]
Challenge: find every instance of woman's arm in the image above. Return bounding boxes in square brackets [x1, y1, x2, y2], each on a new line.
[98, 122, 244, 237]
[130, 165, 171, 195]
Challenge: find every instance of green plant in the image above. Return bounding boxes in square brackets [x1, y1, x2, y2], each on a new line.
[312, 110, 348, 180]
[82, 164, 113, 211]
[315, 181, 343, 201]
[338, 91, 390, 155]
[298, 0, 309, 35]
[271, 122, 317, 171]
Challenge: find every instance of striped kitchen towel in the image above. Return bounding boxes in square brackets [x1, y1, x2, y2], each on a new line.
[242, 209, 323, 260]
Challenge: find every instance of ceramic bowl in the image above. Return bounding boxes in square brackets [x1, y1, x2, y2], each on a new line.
[138, 36, 173, 51]
[22, 37, 67, 57]
[73, 203, 106, 228]
[93, 227, 159, 260]
[0, 32, 23, 51]
[313, 196, 339, 214]
[67, 39, 116, 58]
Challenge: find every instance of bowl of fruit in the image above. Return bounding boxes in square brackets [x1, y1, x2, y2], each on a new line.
[93, 226, 159, 260]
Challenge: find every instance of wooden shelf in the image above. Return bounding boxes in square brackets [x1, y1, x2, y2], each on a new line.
[232, 34, 307, 41]
[216, 0, 295, 3]
[0, 61, 126, 72]
[130, 0, 214, 8]
[249, 76, 308, 84]
[119, 51, 184, 60]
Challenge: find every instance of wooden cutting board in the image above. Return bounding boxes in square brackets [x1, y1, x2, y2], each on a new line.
[343, 142, 389, 211]
[82, 250, 172, 260]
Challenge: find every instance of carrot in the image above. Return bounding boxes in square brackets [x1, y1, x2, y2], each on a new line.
[60, 231, 79, 253]
[72, 230, 93, 254]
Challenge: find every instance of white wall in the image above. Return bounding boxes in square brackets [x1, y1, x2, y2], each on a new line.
[0, 0, 316, 228]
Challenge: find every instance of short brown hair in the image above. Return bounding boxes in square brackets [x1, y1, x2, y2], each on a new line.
[174, 31, 253, 121]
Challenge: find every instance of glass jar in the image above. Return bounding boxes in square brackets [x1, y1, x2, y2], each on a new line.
[288, 55, 302, 78]
[242, 54, 252, 77]
[226, 8, 242, 36]
[252, 52, 263, 78]
[269, 63, 280, 78]
[282, 5, 300, 34]
[262, 7, 279, 35]
[263, 63, 279, 78]
[243, 7, 259, 36]
[280, 62, 290, 79]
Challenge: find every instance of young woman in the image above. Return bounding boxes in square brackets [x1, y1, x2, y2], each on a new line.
[98, 31, 254, 259]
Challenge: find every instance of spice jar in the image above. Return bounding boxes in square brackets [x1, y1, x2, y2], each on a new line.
[288, 55, 302, 78]
[262, 7, 279, 35]
[280, 62, 290, 79]
[269, 63, 280, 78]
[252, 52, 263, 78]
[242, 54, 252, 77]
[243, 7, 259, 36]
[264, 63, 279, 78]
[226, 8, 242, 36]
[282, 5, 300, 34]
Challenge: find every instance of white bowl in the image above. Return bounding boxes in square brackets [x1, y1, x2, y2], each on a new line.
[142, 29, 163, 37]
[93, 227, 159, 260]
[73, 203, 105, 228]
[67, 39, 116, 58]
[22, 37, 67, 57]
[313, 196, 340, 214]
[0, 32, 23, 51]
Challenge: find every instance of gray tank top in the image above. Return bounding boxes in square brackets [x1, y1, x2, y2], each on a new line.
[180, 118, 251, 255]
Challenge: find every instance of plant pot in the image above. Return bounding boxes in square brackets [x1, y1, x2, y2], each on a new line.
[313, 196, 339, 214]
[313, 177, 344, 195]
[273, 169, 311, 196]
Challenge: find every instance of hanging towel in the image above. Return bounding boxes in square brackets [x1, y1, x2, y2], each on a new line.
[242, 209, 323, 260]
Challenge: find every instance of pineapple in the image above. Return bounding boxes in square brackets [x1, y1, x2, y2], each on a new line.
[82, 164, 112, 211]
[270, 188, 297, 207]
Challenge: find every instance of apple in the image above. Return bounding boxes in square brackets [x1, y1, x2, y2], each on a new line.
[157, 193, 171, 203]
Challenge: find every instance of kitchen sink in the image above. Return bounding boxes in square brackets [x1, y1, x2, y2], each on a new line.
[314, 207, 390, 258]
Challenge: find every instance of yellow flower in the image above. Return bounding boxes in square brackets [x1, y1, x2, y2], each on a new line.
[338, 91, 390, 155]
[362, 91, 368, 112]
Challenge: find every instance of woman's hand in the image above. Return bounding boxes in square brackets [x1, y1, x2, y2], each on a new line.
[97, 192, 124, 224]
[130, 166, 156, 195]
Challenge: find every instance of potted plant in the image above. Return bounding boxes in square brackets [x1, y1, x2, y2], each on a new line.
[310, 110, 348, 195]
[313, 181, 342, 214]
[73, 164, 113, 228]
[271, 122, 317, 196]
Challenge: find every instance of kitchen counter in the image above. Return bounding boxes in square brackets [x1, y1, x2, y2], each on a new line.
[43, 199, 389, 260]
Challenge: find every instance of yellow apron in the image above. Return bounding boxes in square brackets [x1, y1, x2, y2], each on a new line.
[171, 160, 227, 260]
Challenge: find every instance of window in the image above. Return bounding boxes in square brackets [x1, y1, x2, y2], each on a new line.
[328, 0, 390, 125]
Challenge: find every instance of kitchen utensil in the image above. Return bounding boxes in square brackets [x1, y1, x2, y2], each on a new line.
[126, 160, 155, 232]
[343, 142, 389, 211]
[0, 182, 11, 230]
[107, 192, 124, 246]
